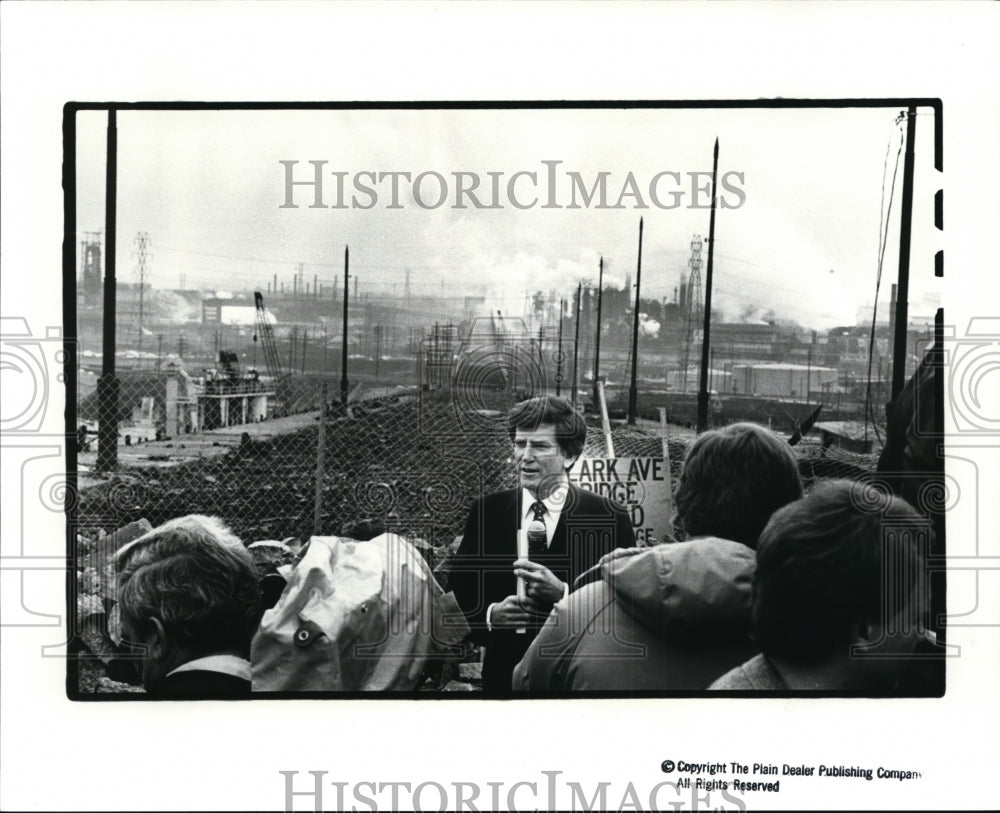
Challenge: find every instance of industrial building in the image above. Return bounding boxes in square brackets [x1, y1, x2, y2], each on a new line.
[730, 362, 837, 399]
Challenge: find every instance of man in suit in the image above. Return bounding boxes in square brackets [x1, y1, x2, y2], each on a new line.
[115, 515, 263, 697]
[448, 396, 634, 696]
[514, 422, 804, 693]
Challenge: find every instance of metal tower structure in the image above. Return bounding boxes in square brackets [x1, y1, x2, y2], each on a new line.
[133, 232, 151, 356]
[80, 231, 103, 304]
[680, 235, 704, 391]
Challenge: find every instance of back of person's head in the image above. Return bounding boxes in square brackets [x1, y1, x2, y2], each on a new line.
[752, 479, 930, 666]
[673, 422, 803, 547]
[507, 395, 587, 461]
[115, 515, 262, 660]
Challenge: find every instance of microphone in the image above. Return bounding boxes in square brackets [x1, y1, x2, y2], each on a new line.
[516, 516, 547, 635]
[527, 519, 547, 555]
[520, 517, 548, 634]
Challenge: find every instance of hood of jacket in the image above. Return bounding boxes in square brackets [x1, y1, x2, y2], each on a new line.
[599, 538, 755, 646]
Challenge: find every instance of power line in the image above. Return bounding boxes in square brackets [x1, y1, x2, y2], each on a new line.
[864, 116, 905, 445]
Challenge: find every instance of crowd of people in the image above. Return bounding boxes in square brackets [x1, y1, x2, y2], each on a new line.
[112, 392, 941, 697]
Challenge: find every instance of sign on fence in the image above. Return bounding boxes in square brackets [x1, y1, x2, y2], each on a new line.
[569, 456, 672, 546]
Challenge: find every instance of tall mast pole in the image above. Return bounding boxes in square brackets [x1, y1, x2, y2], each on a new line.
[341, 246, 349, 406]
[697, 139, 719, 433]
[627, 218, 643, 425]
[593, 256, 604, 408]
[537, 323, 544, 384]
[556, 298, 564, 397]
[891, 107, 917, 400]
[572, 282, 582, 407]
[97, 110, 118, 472]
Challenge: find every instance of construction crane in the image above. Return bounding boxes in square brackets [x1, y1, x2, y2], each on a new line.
[254, 291, 291, 414]
[254, 291, 284, 380]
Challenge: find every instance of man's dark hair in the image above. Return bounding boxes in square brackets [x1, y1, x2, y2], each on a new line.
[673, 422, 803, 547]
[115, 515, 263, 658]
[752, 479, 930, 665]
[507, 396, 587, 461]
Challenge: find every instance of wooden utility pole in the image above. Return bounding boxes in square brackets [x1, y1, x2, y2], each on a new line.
[697, 139, 719, 433]
[556, 298, 564, 397]
[434, 322, 441, 390]
[572, 282, 582, 407]
[313, 381, 328, 534]
[97, 109, 118, 472]
[341, 246, 349, 406]
[537, 324, 545, 388]
[627, 218, 643, 425]
[806, 343, 812, 404]
[593, 256, 604, 407]
[891, 107, 917, 401]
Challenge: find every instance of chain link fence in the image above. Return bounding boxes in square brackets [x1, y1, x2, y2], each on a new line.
[73, 324, 888, 693]
[74, 375, 882, 605]
[77, 382, 881, 539]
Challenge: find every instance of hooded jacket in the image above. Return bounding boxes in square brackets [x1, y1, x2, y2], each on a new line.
[512, 538, 759, 692]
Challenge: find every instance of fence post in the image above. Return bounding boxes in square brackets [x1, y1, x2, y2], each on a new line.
[313, 382, 328, 535]
[597, 380, 615, 458]
[658, 407, 673, 522]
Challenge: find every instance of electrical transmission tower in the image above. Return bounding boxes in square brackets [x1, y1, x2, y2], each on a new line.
[681, 235, 703, 391]
[134, 232, 152, 356]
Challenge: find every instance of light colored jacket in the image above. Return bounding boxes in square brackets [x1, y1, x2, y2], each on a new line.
[513, 538, 758, 692]
[252, 534, 468, 691]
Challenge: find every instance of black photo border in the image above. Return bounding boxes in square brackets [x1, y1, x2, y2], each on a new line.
[63, 98, 944, 701]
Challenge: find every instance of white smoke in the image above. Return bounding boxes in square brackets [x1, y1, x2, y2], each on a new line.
[151, 290, 200, 323]
[639, 313, 660, 338]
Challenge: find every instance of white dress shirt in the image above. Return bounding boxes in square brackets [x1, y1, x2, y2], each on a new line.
[166, 653, 251, 681]
[519, 485, 568, 545]
[485, 484, 571, 630]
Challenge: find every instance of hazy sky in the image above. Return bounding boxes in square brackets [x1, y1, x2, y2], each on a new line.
[76, 105, 941, 330]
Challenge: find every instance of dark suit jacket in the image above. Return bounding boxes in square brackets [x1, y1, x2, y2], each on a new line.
[448, 484, 634, 696]
[154, 669, 252, 698]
